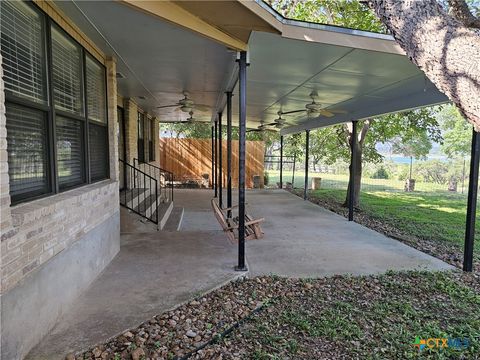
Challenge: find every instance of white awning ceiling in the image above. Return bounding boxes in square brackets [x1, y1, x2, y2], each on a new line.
[228, 23, 448, 135]
[54, 1, 448, 134]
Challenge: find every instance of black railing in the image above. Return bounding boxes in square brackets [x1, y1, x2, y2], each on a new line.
[119, 159, 159, 225]
[133, 158, 174, 203]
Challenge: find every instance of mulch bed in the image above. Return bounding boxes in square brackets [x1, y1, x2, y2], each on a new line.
[289, 188, 479, 272]
[73, 272, 479, 360]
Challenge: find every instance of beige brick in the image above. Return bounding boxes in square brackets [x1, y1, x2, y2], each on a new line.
[22, 259, 38, 275]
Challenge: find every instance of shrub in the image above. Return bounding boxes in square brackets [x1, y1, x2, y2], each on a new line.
[371, 166, 389, 179]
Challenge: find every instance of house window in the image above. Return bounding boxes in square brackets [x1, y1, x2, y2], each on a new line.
[0, 0, 109, 204]
[86, 55, 108, 181]
[137, 112, 145, 163]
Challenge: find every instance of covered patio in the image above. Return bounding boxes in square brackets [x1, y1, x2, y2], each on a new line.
[52, 0, 478, 275]
[4, 1, 478, 359]
[27, 189, 450, 359]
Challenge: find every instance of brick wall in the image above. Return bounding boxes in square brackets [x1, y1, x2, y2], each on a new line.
[124, 98, 138, 165]
[1, 181, 118, 293]
[107, 57, 119, 182]
[0, 53, 11, 234]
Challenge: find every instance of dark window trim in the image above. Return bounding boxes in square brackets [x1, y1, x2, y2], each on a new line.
[3, 1, 110, 205]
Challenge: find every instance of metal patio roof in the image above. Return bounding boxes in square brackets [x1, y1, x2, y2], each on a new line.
[54, 0, 448, 134]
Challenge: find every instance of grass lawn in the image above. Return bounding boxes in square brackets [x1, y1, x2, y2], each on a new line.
[265, 169, 467, 193]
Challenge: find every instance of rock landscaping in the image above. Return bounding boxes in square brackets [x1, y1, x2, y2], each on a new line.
[73, 271, 479, 359]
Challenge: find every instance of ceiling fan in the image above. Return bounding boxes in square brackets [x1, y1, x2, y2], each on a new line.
[158, 110, 204, 124]
[156, 91, 211, 113]
[303, 90, 347, 117]
[247, 123, 276, 133]
[248, 111, 295, 132]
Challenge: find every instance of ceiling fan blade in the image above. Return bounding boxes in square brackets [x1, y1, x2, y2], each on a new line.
[329, 109, 347, 114]
[320, 109, 335, 117]
[282, 109, 306, 115]
[159, 119, 183, 123]
[193, 104, 211, 112]
[157, 104, 179, 109]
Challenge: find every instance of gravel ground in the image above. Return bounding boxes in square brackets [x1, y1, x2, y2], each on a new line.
[290, 189, 478, 272]
[73, 271, 479, 360]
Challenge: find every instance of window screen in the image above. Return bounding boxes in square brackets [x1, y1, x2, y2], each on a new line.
[56, 116, 85, 189]
[0, 1, 46, 103]
[5, 104, 50, 202]
[86, 55, 106, 123]
[51, 25, 84, 115]
[89, 123, 108, 181]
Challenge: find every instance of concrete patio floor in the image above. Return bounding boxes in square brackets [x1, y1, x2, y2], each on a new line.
[27, 189, 451, 359]
[176, 189, 452, 276]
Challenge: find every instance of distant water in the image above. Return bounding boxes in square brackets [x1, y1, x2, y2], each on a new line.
[383, 155, 448, 164]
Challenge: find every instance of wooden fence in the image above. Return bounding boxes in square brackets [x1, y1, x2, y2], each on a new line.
[159, 138, 265, 188]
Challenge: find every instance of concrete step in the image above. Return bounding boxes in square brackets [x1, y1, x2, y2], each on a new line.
[152, 201, 174, 230]
[120, 188, 151, 209]
[163, 207, 184, 231]
[135, 194, 162, 219]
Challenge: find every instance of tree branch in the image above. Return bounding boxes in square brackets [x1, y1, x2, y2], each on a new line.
[448, 0, 480, 29]
[363, 0, 480, 130]
[358, 119, 371, 146]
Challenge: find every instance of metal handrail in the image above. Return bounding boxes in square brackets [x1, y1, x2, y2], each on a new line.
[133, 158, 174, 202]
[119, 159, 159, 225]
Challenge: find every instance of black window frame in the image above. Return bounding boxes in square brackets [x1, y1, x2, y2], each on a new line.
[1, 1, 109, 205]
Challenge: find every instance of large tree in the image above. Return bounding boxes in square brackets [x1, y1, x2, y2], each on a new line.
[327, 109, 440, 207]
[363, 0, 480, 129]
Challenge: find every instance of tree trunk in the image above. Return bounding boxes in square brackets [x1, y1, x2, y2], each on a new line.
[364, 0, 480, 129]
[344, 143, 362, 207]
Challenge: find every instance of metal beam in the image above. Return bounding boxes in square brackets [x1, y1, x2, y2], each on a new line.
[214, 119, 218, 198]
[464, 128, 480, 272]
[226, 92, 233, 218]
[348, 120, 357, 221]
[304, 130, 310, 200]
[236, 51, 248, 271]
[279, 135, 283, 189]
[211, 124, 214, 190]
[218, 112, 223, 208]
